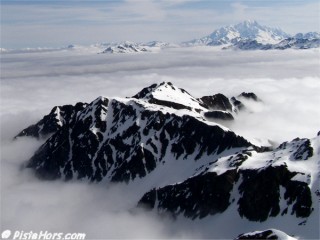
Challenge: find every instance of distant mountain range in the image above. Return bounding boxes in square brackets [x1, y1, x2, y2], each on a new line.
[92, 21, 320, 52]
[1, 20, 319, 53]
[184, 20, 320, 50]
[65, 20, 320, 52]
[15, 81, 319, 239]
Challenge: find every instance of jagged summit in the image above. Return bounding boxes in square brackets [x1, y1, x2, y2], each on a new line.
[16, 82, 258, 182]
[133, 82, 183, 99]
[132, 82, 206, 111]
[15, 82, 255, 140]
[234, 20, 288, 41]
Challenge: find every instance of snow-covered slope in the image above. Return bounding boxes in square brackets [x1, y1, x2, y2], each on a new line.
[235, 229, 298, 240]
[15, 82, 319, 239]
[132, 82, 207, 112]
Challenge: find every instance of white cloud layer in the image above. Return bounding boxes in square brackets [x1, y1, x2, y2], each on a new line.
[1, 48, 320, 238]
[2, 47, 320, 142]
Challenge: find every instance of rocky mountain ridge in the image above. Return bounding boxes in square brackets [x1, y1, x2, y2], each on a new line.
[15, 82, 319, 239]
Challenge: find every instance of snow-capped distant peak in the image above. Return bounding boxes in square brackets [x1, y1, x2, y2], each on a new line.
[100, 41, 150, 54]
[218, 20, 289, 44]
[185, 20, 290, 46]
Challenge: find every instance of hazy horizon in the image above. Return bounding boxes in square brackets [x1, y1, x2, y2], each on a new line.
[1, 0, 320, 49]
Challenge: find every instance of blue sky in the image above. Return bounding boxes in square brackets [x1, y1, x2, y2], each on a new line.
[1, 0, 320, 48]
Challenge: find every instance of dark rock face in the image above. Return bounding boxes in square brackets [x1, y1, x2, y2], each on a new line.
[26, 97, 107, 180]
[238, 165, 312, 221]
[132, 83, 158, 99]
[204, 111, 234, 121]
[238, 92, 260, 101]
[139, 165, 313, 221]
[149, 98, 192, 111]
[138, 170, 238, 219]
[199, 94, 233, 111]
[231, 97, 245, 112]
[230, 92, 262, 112]
[15, 102, 87, 139]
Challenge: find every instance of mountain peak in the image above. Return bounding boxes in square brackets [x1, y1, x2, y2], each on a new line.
[132, 81, 174, 99]
[186, 20, 289, 46]
[132, 81, 191, 98]
[132, 81, 206, 111]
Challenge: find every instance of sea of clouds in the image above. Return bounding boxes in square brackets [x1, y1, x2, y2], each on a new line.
[1, 47, 319, 239]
